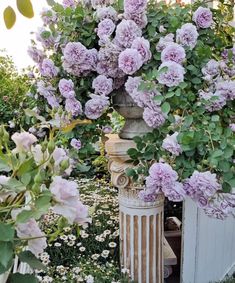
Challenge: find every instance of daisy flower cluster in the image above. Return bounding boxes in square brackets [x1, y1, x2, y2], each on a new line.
[37, 178, 131, 283]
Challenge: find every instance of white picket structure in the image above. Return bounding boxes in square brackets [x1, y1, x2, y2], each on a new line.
[181, 197, 235, 283]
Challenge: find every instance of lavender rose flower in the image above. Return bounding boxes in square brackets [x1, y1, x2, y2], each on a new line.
[102, 125, 113, 134]
[91, 0, 114, 9]
[115, 19, 142, 48]
[40, 59, 58, 78]
[15, 219, 47, 257]
[118, 48, 143, 75]
[37, 81, 56, 98]
[131, 37, 151, 63]
[62, 0, 76, 8]
[85, 94, 110, 119]
[40, 8, 57, 25]
[176, 23, 199, 49]
[161, 43, 186, 64]
[124, 12, 148, 29]
[146, 162, 179, 192]
[199, 90, 226, 112]
[12, 132, 37, 153]
[156, 34, 174, 52]
[183, 171, 221, 199]
[92, 75, 113, 96]
[95, 6, 118, 21]
[193, 7, 213, 29]
[124, 0, 147, 14]
[162, 132, 182, 156]
[158, 61, 185, 87]
[65, 98, 83, 116]
[63, 42, 87, 64]
[229, 124, 235, 132]
[59, 79, 75, 99]
[216, 81, 235, 101]
[97, 19, 116, 38]
[143, 107, 165, 128]
[71, 138, 82, 150]
[202, 59, 220, 78]
[36, 27, 55, 49]
[46, 95, 60, 109]
[163, 182, 186, 202]
[27, 46, 45, 64]
[138, 189, 158, 202]
[125, 76, 142, 94]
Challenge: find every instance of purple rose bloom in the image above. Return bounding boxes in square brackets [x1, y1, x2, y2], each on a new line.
[163, 182, 186, 202]
[147, 162, 179, 191]
[65, 98, 83, 116]
[70, 138, 82, 150]
[27, 46, 45, 64]
[199, 90, 226, 112]
[97, 43, 124, 78]
[37, 81, 56, 98]
[92, 75, 113, 96]
[202, 59, 220, 78]
[118, 48, 143, 75]
[124, 0, 147, 14]
[143, 107, 165, 128]
[156, 34, 174, 52]
[36, 27, 55, 49]
[59, 79, 75, 99]
[97, 19, 116, 38]
[102, 125, 113, 134]
[46, 95, 60, 108]
[162, 132, 182, 156]
[125, 76, 142, 94]
[193, 7, 213, 29]
[124, 12, 148, 29]
[96, 6, 118, 21]
[115, 19, 142, 48]
[176, 23, 199, 49]
[229, 123, 235, 132]
[85, 95, 110, 119]
[91, 0, 113, 9]
[40, 59, 58, 78]
[161, 43, 186, 64]
[138, 189, 158, 202]
[40, 8, 57, 25]
[204, 205, 228, 220]
[131, 37, 151, 63]
[63, 42, 87, 64]
[216, 81, 235, 101]
[183, 171, 221, 199]
[158, 61, 185, 87]
[62, 0, 76, 8]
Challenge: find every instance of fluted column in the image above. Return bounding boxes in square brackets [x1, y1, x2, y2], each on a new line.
[105, 134, 164, 283]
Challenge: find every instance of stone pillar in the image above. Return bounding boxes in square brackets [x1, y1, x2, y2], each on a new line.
[105, 134, 164, 283]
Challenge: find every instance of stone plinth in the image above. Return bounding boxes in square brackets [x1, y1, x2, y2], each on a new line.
[105, 134, 164, 283]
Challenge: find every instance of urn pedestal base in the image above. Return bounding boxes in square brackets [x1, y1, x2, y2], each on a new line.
[105, 134, 164, 283]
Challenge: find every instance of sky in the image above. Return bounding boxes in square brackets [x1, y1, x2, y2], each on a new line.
[0, 0, 48, 70]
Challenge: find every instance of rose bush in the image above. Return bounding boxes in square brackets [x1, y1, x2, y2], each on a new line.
[27, 0, 235, 220]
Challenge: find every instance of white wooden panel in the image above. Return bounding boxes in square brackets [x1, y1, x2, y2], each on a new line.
[182, 198, 235, 283]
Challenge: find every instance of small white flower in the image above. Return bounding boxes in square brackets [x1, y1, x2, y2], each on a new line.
[91, 254, 100, 260]
[67, 240, 75, 246]
[54, 242, 62, 247]
[85, 275, 94, 283]
[108, 242, 117, 248]
[101, 250, 110, 258]
[79, 246, 86, 252]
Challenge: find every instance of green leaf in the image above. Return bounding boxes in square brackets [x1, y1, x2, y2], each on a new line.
[192, 78, 201, 84]
[165, 92, 175, 98]
[211, 115, 220, 122]
[224, 146, 234, 159]
[18, 251, 47, 271]
[76, 164, 91, 172]
[16, 210, 34, 223]
[4, 178, 25, 192]
[184, 116, 193, 128]
[17, 158, 35, 176]
[153, 95, 164, 102]
[0, 242, 13, 269]
[9, 273, 39, 283]
[0, 159, 11, 172]
[0, 223, 14, 242]
[16, 0, 34, 18]
[3, 6, 16, 29]
[228, 179, 235, 188]
[161, 102, 171, 114]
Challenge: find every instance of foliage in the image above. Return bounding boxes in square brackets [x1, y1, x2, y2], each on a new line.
[0, 52, 30, 127]
[3, 0, 34, 29]
[0, 127, 88, 282]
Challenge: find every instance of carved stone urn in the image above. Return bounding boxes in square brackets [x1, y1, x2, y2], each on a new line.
[112, 91, 152, 140]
